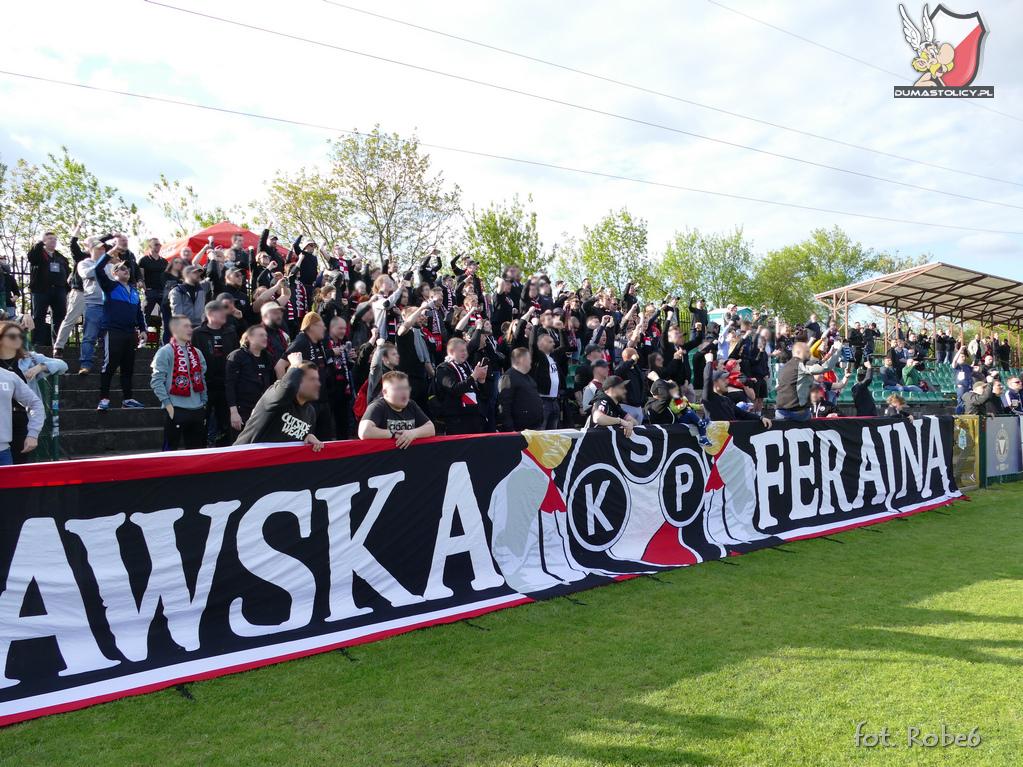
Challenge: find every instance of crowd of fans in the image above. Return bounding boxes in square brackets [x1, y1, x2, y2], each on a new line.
[1, 223, 1021, 465]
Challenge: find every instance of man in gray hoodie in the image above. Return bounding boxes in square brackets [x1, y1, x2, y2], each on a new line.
[74, 238, 110, 376]
[151, 315, 208, 451]
[0, 366, 44, 466]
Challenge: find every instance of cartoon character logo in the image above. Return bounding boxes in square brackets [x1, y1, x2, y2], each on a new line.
[898, 4, 987, 87]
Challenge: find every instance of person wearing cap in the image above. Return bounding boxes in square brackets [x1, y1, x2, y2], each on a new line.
[580, 359, 609, 415]
[585, 375, 637, 437]
[193, 300, 240, 447]
[210, 263, 254, 326]
[688, 294, 709, 341]
[215, 292, 247, 338]
[151, 314, 208, 450]
[258, 225, 285, 272]
[808, 383, 840, 418]
[260, 300, 291, 366]
[169, 265, 212, 328]
[702, 352, 772, 427]
[291, 235, 319, 310]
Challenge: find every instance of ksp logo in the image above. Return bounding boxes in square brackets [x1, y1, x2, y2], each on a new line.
[894, 4, 992, 98]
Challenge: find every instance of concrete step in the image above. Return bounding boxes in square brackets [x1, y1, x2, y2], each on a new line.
[55, 370, 156, 391]
[59, 406, 165, 431]
[58, 389, 159, 410]
[59, 426, 165, 456]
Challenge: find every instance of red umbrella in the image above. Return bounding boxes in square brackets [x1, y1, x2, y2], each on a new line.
[159, 221, 289, 265]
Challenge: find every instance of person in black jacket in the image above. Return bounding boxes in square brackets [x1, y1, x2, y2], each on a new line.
[234, 357, 323, 449]
[497, 348, 544, 431]
[850, 361, 876, 417]
[688, 295, 708, 341]
[434, 337, 487, 435]
[525, 314, 571, 430]
[883, 394, 914, 421]
[615, 347, 646, 423]
[292, 236, 320, 309]
[27, 232, 72, 345]
[808, 384, 840, 418]
[961, 378, 995, 416]
[701, 354, 772, 427]
[193, 301, 240, 447]
[226, 325, 275, 436]
[275, 312, 334, 441]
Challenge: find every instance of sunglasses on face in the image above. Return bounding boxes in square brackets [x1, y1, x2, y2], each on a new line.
[3, 332, 25, 341]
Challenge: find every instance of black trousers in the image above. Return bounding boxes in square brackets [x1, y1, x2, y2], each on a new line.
[332, 393, 352, 440]
[230, 404, 255, 444]
[409, 376, 431, 415]
[444, 413, 483, 436]
[100, 330, 136, 400]
[312, 400, 335, 441]
[31, 287, 68, 346]
[205, 385, 232, 447]
[163, 407, 206, 451]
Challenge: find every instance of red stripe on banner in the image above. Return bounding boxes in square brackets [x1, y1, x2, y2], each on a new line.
[0, 595, 534, 727]
[0, 432, 509, 489]
[784, 497, 960, 541]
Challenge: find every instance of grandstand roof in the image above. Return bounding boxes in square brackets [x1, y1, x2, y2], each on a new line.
[814, 262, 1023, 327]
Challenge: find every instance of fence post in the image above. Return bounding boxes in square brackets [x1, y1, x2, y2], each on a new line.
[978, 416, 988, 488]
[50, 374, 60, 460]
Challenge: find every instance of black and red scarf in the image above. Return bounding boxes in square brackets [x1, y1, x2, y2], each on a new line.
[327, 337, 352, 396]
[169, 339, 205, 397]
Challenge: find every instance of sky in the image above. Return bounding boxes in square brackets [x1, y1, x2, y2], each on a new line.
[1, 0, 1021, 280]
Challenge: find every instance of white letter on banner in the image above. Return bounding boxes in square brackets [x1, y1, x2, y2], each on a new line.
[749, 430, 784, 529]
[923, 419, 951, 498]
[230, 491, 317, 638]
[317, 473, 424, 622]
[424, 462, 505, 600]
[891, 420, 926, 499]
[818, 430, 850, 513]
[853, 428, 888, 509]
[0, 518, 118, 688]
[65, 503, 236, 662]
[785, 429, 819, 520]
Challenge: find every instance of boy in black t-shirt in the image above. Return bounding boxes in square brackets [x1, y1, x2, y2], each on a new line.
[359, 370, 436, 449]
[585, 375, 638, 436]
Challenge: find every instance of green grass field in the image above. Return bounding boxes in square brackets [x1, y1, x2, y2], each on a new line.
[3, 484, 1023, 766]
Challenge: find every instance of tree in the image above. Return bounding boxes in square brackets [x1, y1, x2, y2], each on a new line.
[462, 194, 553, 278]
[330, 128, 460, 266]
[752, 226, 925, 323]
[555, 208, 657, 298]
[655, 227, 758, 308]
[255, 127, 461, 267]
[253, 165, 353, 249]
[147, 175, 248, 236]
[1, 148, 141, 310]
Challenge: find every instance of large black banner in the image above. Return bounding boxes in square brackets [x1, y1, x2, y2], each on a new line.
[0, 416, 961, 724]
